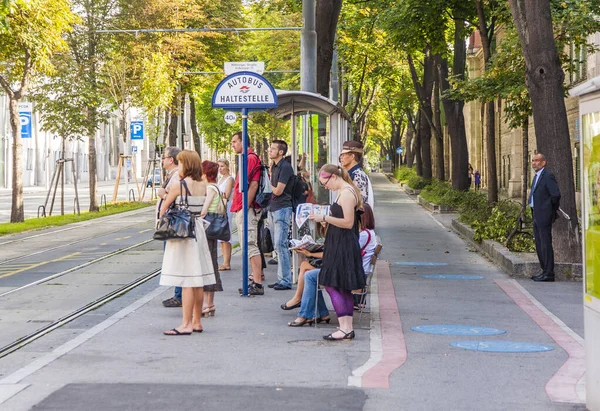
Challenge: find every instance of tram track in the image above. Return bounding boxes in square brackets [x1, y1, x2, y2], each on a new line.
[0, 207, 154, 265]
[0, 238, 155, 298]
[0, 267, 161, 359]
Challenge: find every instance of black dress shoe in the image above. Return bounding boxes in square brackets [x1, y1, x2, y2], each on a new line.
[273, 284, 292, 290]
[280, 301, 301, 310]
[533, 274, 555, 282]
[268, 282, 279, 289]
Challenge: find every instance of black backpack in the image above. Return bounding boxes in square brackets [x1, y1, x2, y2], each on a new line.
[290, 173, 309, 211]
[249, 153, 272, 209]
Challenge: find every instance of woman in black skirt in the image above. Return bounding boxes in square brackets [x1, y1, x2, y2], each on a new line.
[308, 164, 365, 341]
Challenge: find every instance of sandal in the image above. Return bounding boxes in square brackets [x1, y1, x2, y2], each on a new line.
[287, 318, 314, 327]
[218, 265, 231, 271]
[164, 328, 191, 336]
[202, 305, 216, 317]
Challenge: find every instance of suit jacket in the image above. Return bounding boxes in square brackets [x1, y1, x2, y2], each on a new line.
[531, 169, 561, 226]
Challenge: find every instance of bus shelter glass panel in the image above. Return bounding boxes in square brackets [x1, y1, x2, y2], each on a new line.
[294, 112, 330, 204]
[582, 111, 600, 299]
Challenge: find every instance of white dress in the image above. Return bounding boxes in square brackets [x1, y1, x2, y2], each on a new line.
[160, 178, 216, 288]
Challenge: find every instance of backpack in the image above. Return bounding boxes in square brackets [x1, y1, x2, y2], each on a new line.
[249, 153, 272, 209]
[290, 173, 309, 211]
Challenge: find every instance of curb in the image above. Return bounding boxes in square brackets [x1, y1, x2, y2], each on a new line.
[417, 195, 456, 214]
[451, 219, 582, 281]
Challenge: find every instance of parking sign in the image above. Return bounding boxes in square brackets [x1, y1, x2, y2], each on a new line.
[19, 103, 32, 139]
[131, 120, 144, 140]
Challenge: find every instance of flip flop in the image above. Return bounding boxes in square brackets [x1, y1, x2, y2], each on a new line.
[193, 329, 203, 333]
[164, 328, 191, 336]
[218, 265, 230, 271]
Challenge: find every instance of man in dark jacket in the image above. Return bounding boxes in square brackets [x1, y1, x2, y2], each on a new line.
[529, 153, 561, 282]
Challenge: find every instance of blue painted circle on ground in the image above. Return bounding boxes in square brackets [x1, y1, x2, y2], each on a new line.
[450, 341, 554, 353]
[422, 274, 484, 280]
[411, 325, 506, 336]
[393, 262, 449, 266]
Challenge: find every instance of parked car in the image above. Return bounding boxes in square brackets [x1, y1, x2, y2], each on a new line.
[147, 169, 162, 187]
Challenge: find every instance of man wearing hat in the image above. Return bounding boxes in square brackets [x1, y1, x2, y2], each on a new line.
[339, 141, 374, 209]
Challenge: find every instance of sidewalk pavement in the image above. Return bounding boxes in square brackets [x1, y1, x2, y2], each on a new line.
[0, 173, 586, 411]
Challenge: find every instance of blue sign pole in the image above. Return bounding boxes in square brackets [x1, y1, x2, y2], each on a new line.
[241, 108, 249, 296]
[211, 71, 278, 298]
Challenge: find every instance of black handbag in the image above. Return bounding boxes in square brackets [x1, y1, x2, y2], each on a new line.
[153, 180, 196, 241]
[204, 185, 231, 241]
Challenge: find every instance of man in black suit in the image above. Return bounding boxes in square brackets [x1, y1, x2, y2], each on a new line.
[529, 153, 561, 282]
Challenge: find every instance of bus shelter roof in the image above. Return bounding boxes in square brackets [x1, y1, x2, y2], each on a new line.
[266, 90, 350, 120]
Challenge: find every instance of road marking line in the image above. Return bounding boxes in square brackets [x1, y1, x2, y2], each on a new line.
[495, 279, 585, 404]
[348, 262, 382, 387]
[138, 229, 152, 234]
[349, 261, 407, 388]
[0, 240, 153, 298]
[0, 285, 167, 400]
[0, 253, 81, 279]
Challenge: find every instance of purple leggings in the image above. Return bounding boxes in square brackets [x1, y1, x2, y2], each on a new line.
[325, 286, 354, 317]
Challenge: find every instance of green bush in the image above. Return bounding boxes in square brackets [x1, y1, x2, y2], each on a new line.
[407, 174, 429, 190]
[394, 166, 416, 183]
[420, 179, 465, 207]
[470, 200, 535, 252]
[458, 190, 490, 226]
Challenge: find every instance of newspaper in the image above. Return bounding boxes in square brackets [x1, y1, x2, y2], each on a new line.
[289, 235, 325, 252]
[295, 203, 330, 228]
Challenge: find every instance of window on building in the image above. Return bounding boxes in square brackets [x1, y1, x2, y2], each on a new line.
[569, 43, 587, 84]
[26, 148, 33, 170]
[575, 143, 580, 192]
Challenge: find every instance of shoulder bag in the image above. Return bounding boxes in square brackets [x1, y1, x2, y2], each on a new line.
[153, 180, 196, 241]
[204, 184, 231, 241]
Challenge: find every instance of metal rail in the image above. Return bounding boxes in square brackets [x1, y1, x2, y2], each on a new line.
[0, 268, 161, 359]
[96, 27, 301, 34]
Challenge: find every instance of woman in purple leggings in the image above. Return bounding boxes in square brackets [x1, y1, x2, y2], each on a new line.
[308, 164, 365, 341]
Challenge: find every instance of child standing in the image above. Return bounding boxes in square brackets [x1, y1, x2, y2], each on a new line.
[474, 170, 481, 191]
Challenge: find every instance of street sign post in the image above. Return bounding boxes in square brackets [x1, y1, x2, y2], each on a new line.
[212, 71, 277, 296]
[396, 146, 404, 155]
[18, 102, 32, 139]
[131, 120, 144, 140]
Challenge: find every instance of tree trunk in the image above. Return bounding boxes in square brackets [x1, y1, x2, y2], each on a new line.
[88, 107, 99, 212]
[408, 53, 434, 180]
[168, 109, 178, 148]
[433, 75, 444, 180]
[521, 118, 529, 209]
[476, 0, 499, 203]
[9, 98, 24, 222]
[189, 95, 201, 159]
[406, 110, 416, 168]
[485, 100, 498, 203]
[509, 0, 580, 263]
[415, 111, 423, 176]
[438, 48, 469, 191]
[315, 0, 343, 98]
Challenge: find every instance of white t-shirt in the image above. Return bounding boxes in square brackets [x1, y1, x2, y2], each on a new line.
[359, 229, 377, 274]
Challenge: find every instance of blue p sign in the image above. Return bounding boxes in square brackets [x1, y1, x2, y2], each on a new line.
[131, 121, 144, 140]
[19, 103, 32, 138]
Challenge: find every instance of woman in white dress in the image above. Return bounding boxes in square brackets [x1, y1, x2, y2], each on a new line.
[159, 150, 215, 335]
[217, 158, 235, 271]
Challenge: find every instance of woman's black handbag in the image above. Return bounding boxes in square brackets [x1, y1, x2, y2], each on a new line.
[153, 180, 196, 241]
[204, 185, 231, 241]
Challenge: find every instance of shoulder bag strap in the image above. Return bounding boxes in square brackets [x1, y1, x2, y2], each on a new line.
[179, 179, 191, 207]
[211, 184, 227, 214]
[361, 230, 371, 256]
